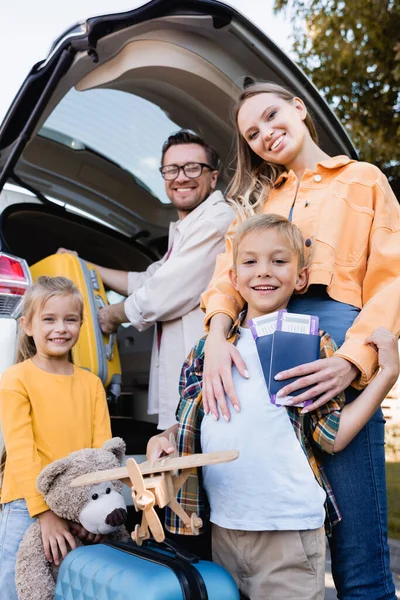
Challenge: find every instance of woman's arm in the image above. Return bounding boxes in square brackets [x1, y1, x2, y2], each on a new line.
[202, 314, 248, 420]
[274, 171, 400, 405]
[200, 219, 244, 328]
[335, 174, 400, 387]
[199, 220, 249, 420]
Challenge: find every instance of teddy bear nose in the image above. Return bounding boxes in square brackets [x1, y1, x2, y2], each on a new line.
[105, 507, 128, 527]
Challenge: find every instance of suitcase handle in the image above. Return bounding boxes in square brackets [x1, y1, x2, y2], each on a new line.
[144, 537, 200, 564]
[94, 295, 116, 361]
[105, 333, 115, 361]
[109, 538, 199, 564]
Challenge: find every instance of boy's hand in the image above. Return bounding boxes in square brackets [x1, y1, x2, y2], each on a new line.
[39, 510, 77, 565]
[365, 327, 399, 382]
[146, 433, 176, 461]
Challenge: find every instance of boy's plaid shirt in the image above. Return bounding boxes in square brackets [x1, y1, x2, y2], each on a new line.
[165, 313, 345, 537]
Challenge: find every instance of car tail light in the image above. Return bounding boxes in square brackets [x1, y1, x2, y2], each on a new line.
[0, 253, 31, 318]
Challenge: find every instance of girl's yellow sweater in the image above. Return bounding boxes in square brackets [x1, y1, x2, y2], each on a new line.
[0, 359, 111, 517]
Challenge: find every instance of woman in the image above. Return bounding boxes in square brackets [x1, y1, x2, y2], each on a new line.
[201, 82, 400, 599]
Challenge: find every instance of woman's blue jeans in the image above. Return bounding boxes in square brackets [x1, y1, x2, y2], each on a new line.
[289, 288, 395, 599]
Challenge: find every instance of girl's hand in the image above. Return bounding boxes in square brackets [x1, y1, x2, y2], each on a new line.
[69, 522, 104, 544]
[275, 356, 359, 412]
[202, 332, 248, 421]
[365, 327, 399, 383]
[39, 510, 77, 565]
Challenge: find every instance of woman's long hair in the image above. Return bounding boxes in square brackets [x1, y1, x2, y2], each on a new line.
[227, 82, 319, 221]
[0, 276, 84, 482]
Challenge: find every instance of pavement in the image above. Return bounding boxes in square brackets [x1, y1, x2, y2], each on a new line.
[324, 539, 400, 599]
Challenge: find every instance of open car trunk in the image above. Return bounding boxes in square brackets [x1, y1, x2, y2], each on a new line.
[0, 200, 160, 452]
[0, 0, 358, 451]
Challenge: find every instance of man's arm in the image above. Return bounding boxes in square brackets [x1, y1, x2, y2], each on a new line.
[91, 266, 129, 296]
[124, 219, 229, 331]
[57, 248, 129, 295]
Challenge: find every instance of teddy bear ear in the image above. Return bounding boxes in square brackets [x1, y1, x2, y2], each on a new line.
[102, 437, 126, 464]
[36, 457, 70, 496]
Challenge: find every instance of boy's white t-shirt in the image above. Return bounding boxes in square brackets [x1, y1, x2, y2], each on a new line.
[200, 327, 326, 531]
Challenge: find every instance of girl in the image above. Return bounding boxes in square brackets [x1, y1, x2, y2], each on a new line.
[200, 82, 400, 598]
[0, 276, 112, 600]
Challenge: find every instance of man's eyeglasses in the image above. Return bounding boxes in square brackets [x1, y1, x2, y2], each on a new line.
[159, 162, 213, 181]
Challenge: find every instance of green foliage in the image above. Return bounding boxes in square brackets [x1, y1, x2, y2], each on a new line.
[386, 461, 400, 541]
[274, 0, 400, 181]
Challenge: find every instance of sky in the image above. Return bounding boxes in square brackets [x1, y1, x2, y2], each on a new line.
[0, 0, 294, 123]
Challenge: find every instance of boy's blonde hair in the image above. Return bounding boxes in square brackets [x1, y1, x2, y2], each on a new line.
[232, 214, 306, 271]
[0, 276, 84, 482]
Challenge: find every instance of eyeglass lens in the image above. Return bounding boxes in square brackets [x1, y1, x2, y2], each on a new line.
[162, 163, 203, 180]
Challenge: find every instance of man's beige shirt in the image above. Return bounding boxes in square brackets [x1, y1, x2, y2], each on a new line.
[124, 191, 234, 429]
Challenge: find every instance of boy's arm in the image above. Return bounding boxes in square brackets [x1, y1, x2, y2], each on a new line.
[333, 328, 399, 452]
[309, 328, 399, 454]
[146, 424, 178, 461]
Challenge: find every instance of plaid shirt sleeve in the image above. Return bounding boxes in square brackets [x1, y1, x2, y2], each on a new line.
[166, 337, 207, 535]
[307, 331, 345, 455]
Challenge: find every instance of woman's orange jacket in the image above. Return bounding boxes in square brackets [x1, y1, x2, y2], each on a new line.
[201, 156, 400, 388]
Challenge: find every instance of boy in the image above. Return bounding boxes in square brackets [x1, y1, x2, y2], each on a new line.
[147, 214, 399, 600]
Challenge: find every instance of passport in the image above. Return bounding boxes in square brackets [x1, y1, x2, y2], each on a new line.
[249, 311, 320, 407]
[268, 330, 321, 404]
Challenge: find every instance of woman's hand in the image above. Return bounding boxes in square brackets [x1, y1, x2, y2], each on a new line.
[275, 356, 359, 412]
[202, 331, 248, 421]
[365, 327, 399, 383]
[39, 510, 77, 565]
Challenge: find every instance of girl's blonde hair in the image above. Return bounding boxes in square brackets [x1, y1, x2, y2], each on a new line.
[227, 82, 319, 220]
[16, 276, 84, 362]
[0, 277, 83, 481]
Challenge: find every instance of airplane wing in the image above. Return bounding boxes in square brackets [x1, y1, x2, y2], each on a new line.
[71, 450, 239, 488]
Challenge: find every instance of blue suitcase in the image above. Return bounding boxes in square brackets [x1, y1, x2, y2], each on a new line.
[55, 539, 240, 600]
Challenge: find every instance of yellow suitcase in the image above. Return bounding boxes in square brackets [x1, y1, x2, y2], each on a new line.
[30, 254, 121, 399]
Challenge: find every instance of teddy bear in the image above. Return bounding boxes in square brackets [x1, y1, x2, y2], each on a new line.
[15, 437, 130, 600]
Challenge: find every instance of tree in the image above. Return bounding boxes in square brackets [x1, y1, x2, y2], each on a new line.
[274, 0, 400, 183]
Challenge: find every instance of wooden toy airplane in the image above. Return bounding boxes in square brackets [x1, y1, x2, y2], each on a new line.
[71, 436, 238, 545]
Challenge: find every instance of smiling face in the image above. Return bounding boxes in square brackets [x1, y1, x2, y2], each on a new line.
[237, 92, 309, 171]
[21, 293, 82, 361]
[162, 143, 218, 218]
[230, 228, 307, 323]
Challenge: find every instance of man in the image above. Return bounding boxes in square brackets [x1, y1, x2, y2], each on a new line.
[59, 130, 234, 429]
